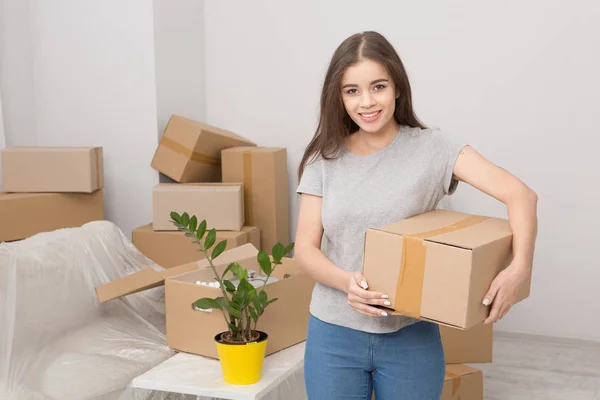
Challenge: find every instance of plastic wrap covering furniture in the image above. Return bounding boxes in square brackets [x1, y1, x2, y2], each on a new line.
[0, 220, 181, 400]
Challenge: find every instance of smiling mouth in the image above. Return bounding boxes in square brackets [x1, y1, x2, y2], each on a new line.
[359, 111, 381, 117]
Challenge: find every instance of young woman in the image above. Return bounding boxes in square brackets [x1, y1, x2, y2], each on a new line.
[295, 31, 537, 399]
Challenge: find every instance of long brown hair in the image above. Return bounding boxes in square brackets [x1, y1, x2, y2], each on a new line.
[298, 31, 426, 180]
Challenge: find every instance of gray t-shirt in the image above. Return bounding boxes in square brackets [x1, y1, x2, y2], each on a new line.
[296, 125, 467, 334]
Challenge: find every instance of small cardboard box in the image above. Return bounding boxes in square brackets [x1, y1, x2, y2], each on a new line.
[96, 243, 259, 303]
[151, 115, 256, 183]
[152, 183, 244, 231]
[440, 323, 493, 364]
[1, 146, 104, 193]
[0, 190, 104, 242]
[441, 364, 483, 400]
[221, 147, 289, 252]
[132, 223, 260, 268]
[165, 255, 314, 359]
[362, 209, 530, 329]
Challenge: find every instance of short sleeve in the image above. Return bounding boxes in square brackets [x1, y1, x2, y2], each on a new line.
[296, 158, 323, 197]
[430, 128, 468, 195]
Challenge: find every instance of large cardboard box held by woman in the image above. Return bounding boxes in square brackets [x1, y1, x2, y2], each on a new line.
[362, 209, 531, 330]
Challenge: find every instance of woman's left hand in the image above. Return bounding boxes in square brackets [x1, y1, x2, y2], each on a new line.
[482, 263, 531, 324]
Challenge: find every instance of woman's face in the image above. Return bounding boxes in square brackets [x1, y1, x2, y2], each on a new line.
[341, 58, 398, 135]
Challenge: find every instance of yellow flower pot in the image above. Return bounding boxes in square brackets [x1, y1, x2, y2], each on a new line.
[215, 331, 268, 385]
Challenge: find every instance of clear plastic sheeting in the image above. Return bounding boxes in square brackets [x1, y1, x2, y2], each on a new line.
[0, 220, 175, 400]
[0, 220, 308, 400]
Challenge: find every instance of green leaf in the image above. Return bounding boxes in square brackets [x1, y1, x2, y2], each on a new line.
[170, 211, 181, 224]
[221, 262, 237, 280]
[231, 264, 248, 281]
[228, 323, 239, 332]
[248, 306, 258, 323]
[223, 280, 236, 293]
[272, 243, 285, 263]
[204, 229, 216, 250]
[216, 297, 227, 310]
[193, 298, 222, 310]
[257, 251, 272, 275]
[265, 298, 278, 307]
[258, 290, 268, 305]
[196, 220, 207, 241]
[225, 304, 241, 319]
[284, 242, 295, 256]
[189, 216, 198, 233]
[212, 240, 227, 260]
[182, 212, 190, 227]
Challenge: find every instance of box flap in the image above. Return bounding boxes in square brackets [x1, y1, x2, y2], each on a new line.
[95, 243, 259, 303]
[444, 363, 480, 381]
[153, 182, 243, 192]
[377, 210, 512, 250]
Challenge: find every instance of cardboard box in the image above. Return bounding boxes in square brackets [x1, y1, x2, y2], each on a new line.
[0, 190, 104, 242]
[1, 146, 103, 193]
[151, 115, 256, 183]
[221, 147, 289, 253]
[96, 243, 260, 303]
[165, 255, 314, 359]
[441, 364, 483, 400]
[362, 209, 530, 329]
[372, 364, 482, 400]
[441, 323, 493, 364]
[152, 183, 244, 231]
[132, 223, 260, 268]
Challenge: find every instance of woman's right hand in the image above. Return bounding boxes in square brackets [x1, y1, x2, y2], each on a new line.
[347, 272, 391, 317]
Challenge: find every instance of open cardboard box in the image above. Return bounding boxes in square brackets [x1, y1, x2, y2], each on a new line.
[95, 243, 315, 359]
[165, 255, 314, 359]
[363, 209, 531, 330]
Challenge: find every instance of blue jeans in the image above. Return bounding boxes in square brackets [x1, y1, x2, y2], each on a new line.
[304, 315, 445, 400]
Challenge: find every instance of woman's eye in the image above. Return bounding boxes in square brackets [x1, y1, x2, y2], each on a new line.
[345, 89, 358, 95]
[374, 84, 387, 91]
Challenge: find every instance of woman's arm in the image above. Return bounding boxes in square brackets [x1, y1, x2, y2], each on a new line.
[294, 193, 390, 316]
[453, 145, 538, 324]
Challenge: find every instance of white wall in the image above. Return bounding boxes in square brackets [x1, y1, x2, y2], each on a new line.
[152, 0, 206, 183]
[0, 0, 160, 239]
[204, 1, 600, 341]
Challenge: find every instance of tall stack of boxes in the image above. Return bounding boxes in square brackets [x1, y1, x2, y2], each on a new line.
[0, 147, 105, 242]
[129, 114, 290, 268]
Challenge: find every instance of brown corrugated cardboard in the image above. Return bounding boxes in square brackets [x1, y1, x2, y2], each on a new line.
[152, 183, 244, 231]
[1, 146, 103, 193]
[441, 364, 483, 400]
[362, 209, 530, 329]
[165, 255, 314, 359]
[151, 115, 256, 183]
[441, 323, 493, 364]
[221, 147, 289, 253]
[132, 223, 260, 268]
[95, 243, 259, 303]
[0, 190, 104, 242]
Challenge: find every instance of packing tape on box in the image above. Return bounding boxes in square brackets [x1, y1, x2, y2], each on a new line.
[393, 215, 489, 318]
[94, 148, 103, 188]
[243, 150, 254, 225]
[445, 370, 462, 395]
[160, 136, 220, 166]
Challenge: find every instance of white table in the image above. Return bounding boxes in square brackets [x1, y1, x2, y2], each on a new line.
[131, 342, 307, 400]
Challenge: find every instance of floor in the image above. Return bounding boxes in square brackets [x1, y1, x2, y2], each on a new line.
[469, 331, 600, 400]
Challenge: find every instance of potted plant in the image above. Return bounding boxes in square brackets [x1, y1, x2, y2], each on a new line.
[170, 211, 294, 385]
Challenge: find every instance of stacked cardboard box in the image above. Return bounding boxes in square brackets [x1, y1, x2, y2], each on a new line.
[128, 114, 290, 268]
[0, 147, 105, 242]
